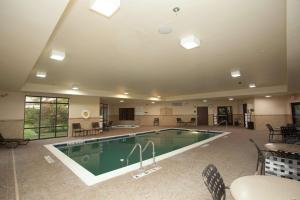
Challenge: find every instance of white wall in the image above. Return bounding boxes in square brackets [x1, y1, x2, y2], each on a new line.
[0, 91, 25, 120]
[254, 96, 289, 115]
[69, 96, 100, 118]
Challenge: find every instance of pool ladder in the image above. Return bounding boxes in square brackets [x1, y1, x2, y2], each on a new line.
[126, 140, 156, 171]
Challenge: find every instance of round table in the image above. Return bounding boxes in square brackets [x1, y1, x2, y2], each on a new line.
[265, 143, 300, 154]
[230, 175, 300, 200]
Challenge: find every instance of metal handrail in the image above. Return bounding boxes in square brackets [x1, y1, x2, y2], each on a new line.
[217, 120, 228, 128]
[126, 143, 143, 170]
[142, 140, 156, 166]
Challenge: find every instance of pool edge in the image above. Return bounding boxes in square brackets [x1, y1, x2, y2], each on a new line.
[44, 128, 230, 186]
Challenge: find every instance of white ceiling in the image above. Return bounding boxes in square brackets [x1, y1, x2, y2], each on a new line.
[0, 0, 69, 90]
[1, 0, 299, 100]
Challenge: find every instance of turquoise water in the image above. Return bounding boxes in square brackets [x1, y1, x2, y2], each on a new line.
[56, 129, 220, 176]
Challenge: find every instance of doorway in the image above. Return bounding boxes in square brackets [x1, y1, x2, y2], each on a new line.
[217, 106, 233, 125]
[291, 102, 300, 127]
[197, 107, 208, 125]
[243, 104, 247, 127]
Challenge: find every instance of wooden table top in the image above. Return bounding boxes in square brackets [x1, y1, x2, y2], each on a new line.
[265, 143, 300, 154]
[230, 175, 300, 200]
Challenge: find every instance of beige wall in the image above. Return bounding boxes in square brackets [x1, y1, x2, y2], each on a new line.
[0, 91, 100, 138]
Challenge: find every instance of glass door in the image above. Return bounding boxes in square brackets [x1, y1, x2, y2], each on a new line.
[291, 102, 300, 127]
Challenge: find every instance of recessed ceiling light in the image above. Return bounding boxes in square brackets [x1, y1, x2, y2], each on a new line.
[228, 97, 234, 101]
[202, 99, 207, 103]
[151, 101, 155, 104]
[180, 35, 200, 49]
[157, 96, 161, 98]
[50, 50, 65, 61]
[36, 71, 47, 78]
[265, 95, 271, 98]
[124, 92, 129, 95]
[158, 26, 172, 34]
[231, 70, 241, 78]
[249, 83, 256, 88]
[120, 99, 124, 103]
[72, 85, 79, 90]
[90, 0, 120, 17]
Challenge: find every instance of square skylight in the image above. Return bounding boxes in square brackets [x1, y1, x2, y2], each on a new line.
[231, 70, 241, 78]
[90, 0, 120, 17]
[180, 35, 200, 49]
[50, 50, 65, 61]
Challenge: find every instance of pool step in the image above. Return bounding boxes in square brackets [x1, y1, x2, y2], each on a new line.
[132, 166, 162, 180]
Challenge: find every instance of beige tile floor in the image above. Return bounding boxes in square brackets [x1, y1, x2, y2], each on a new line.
[0, 126, 268, 200]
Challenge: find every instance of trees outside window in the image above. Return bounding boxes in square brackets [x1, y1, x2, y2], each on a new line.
[24, 96, 69, 140]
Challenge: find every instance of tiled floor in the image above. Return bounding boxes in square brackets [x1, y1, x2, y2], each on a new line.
[1, 126, 268, 200]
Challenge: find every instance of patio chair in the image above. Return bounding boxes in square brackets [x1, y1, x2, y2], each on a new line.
[266, 124, 282, 142]
[176, 118, 183, 126]
[280, 126, 298, 144]
[0, 133, 29, 148]
[103, 121, 113, 131]
[91, 122, 101, 135]
[202, 164, 229, 200]
[249, 138, 271, 175]
[153, 118, 159, 126]
[72, 123, 85, 137]
[190, 117, 196, 126]
[265, 155, 300, 181]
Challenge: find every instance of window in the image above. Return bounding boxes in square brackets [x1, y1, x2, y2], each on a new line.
[119, 108, 134, 120]
[100, 103, 109, 124]
[24, 96, 69, 140]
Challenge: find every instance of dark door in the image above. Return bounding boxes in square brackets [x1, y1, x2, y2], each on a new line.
[291, 102, 300, 127]
[217, 106, 233, 125]
[197, 107, 208, 125]
[243, 104, 247, 127]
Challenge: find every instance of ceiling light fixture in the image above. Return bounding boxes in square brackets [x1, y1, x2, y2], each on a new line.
[50, 50, 65, 61]
[120, 99, 124, 103]
[180, 35, 200, 49]
[36, 71, 47, 78]
[228, 97, 234, 101]
[231, 70, 241, 78]
[90, 0, 120, 17]
[72, 85, 79, 90]
[157, 96, 161, 98]
[202, 99, 207, 103]
[124, 92, 129, 95]
[151, 102, 155, 104]
[265, 95, 271, 98]
[249, 83, 256, 88]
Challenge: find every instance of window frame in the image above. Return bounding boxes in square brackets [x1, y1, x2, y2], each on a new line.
[23, 96, 70, 140]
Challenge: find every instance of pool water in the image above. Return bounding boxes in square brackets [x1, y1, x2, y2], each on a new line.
[55, 129, 220, 176]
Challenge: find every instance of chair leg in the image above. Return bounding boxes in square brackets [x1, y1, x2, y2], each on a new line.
[256, 157, 259, 171]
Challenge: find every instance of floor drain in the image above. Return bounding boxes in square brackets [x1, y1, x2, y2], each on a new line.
[133, 166, 162, 180]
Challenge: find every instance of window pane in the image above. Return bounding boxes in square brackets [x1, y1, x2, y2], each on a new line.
[41, 104, 56, 127]
[40, 127, 55, 139]
[41, 97, 56, 103]
[57, 104, 69, 126]
[24, 128, 39, 140]
[56, 126, 68, 137]
[25, 96, 40, 102]
[57, 98, 68, 103]
[24, 103, 40, 128]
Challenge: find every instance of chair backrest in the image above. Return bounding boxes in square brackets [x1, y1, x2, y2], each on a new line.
[266, 124, 274, 132]
[191, 118, 196, 123]
[202, 164, 226, 200]
[265, 155, 300, 181]
[108, 121, 113, 126]
[154, 118, 159, 122]
[0, 133, 4, 141]
[176, 118, 182, 123]
[91, 122, 99, 128]
[249, 138, 264, 158]
[72, 123, 81, 130]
